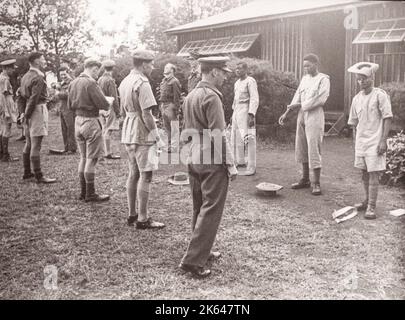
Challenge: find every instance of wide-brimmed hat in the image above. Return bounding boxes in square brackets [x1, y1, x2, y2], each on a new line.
[256, 182, 283, 196]
[168, 172, 190, 186]
[348, 62, 379, 77]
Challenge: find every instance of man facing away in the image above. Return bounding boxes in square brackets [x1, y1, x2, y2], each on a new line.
[0, 59, 19, 162]
[230, 61, 259, 176]
[159, 63, 181, 153]
[180, 56, 237, 278]
[98, 60, 121, 160]
[67, 58, 111, 202]
[119, 50, 165, 230]
[347, 62, 392, 220]
[279, 53, 330, 196]
[19, 52, 56, 183]
[49, 66, 77, 155]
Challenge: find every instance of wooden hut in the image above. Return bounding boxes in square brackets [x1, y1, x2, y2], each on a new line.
[166, 0, 405, 134]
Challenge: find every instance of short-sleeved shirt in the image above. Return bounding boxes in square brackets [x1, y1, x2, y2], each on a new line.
[348, 87, 393, 156]
[0, 73, 18, 121]
[97, 73, 120, 115]
[119, 69, 157, 145]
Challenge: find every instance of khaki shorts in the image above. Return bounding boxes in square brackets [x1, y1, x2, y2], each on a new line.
[75, 116, 104, 159]
[27, 104, 48, 137]
[355, 155, 386, 172]
[125, 144, 159, 172]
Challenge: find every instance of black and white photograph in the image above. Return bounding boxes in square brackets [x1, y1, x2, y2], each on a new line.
[0, 0, 404, 302]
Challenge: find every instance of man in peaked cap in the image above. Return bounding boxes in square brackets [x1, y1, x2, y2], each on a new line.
[98, 59, 121, 160]
[67, 57, 111, 202]
[19, 52, 57, 183]
[119, 49, 166, 230]
[179, 56, 237, 278]
[0, 59, 19, 162]
[347, 62, 392, 220]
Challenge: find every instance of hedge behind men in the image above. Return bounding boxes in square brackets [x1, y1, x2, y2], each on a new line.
[67, 58, 110, 202]
[119, 50, 165, 229]
[0, 59, 19, 162]
[230, 61, 259, 176]
[180, 56, 237, 278]
[348, 62, 392, 220]
[159, 63, 181, 153]
[98, 60, 121, 160]
[19, 52, 56, 183]
[279, 54, 330, 195]
[49, 67, 77, 154]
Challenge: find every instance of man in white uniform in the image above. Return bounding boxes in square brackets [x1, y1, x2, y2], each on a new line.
[279, 54, 330, 195]
[347, 62, 392, 220]
[230, 61, 259, 176]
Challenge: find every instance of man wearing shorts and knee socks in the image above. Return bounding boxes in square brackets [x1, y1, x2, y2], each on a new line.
[348, 62, 393, 220]
[119, 50, 165, 229]
[68, 58, 111, 202]
[19, 52, 56, 183]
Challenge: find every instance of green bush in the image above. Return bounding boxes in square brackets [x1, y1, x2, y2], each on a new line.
[379, 82, 405, 131]
[382, 131, 405, 187]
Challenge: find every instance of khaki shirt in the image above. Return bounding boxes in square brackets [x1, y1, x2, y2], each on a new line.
[119, 69, 157, 145]
[182, 81, 234, 166]
[0, 72, 18, 122]
[98, 73, 120, 116]
[19, 68, 48, 119]
[67, 73, 110, 118]
[348, 87, 393, 156]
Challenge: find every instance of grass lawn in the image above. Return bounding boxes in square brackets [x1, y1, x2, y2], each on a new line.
[1, 111, 404, 300]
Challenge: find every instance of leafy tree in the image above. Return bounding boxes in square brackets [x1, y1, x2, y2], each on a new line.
[140, 0, 255, 53]
[0, 0, 93, 77]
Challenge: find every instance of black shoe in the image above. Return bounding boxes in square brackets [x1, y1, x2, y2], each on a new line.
[85, 194, 110, 202]
[105, 154, 121, 160]
[179, 263, 211, 278]
[23, 173, 35, 180]
[49, 149, 66, 155]
[36, 176, 57, 184]
[136, 218, 165, 230]
[1, 154, 19, 162]
[291, 179, 311, 189]
[127, 215, 138, 226]
[16, 136, 25, 142]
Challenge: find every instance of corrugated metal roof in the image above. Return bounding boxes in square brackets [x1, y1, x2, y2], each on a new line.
[166, 0, 382, 34]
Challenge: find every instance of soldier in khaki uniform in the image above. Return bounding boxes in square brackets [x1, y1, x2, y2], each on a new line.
[0, 59, 19, 162]
[119, 50, 165, 230]
[179, 56, 237, 278]
[67, 58, 111, 202]
[98, 60, 121, 160]
[19, 52, 56, 183]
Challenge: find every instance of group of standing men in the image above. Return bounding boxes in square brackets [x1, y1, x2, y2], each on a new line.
[0, 47, 393, 278]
